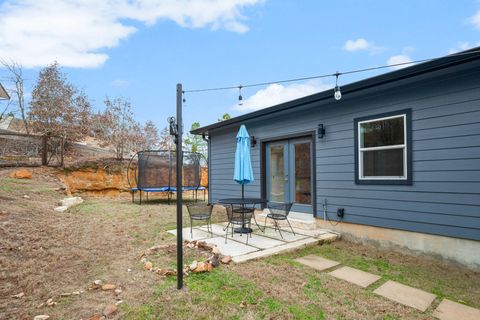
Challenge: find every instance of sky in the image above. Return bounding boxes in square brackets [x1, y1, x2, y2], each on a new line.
[1, 0, 480, 132]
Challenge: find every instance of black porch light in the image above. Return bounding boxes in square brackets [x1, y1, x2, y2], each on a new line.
[318, 124, 326, 139]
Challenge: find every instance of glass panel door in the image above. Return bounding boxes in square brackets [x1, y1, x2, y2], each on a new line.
[267, 142, 289, 203]
[266, 138, 313, 213]
[292, 141, 311, 205]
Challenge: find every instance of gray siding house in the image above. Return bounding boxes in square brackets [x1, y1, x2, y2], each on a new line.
[192, 48, 480, 267]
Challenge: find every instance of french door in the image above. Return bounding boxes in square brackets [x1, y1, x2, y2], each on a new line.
[266, 138, 313, 213]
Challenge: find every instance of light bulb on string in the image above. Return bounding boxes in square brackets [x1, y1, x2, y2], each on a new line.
[238, 85, 243, 106]
[334, 72, 342, 101]
[182, 91, 186, 103]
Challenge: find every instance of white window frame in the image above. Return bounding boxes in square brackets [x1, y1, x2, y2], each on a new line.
[358, 113, 407, 180]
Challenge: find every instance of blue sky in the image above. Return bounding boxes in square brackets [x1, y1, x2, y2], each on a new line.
[1, 0, 480, 131]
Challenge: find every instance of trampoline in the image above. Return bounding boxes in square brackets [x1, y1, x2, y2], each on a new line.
[127, 150, 208, 204]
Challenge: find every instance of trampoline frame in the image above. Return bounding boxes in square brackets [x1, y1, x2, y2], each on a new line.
[127, 149, 208, 204]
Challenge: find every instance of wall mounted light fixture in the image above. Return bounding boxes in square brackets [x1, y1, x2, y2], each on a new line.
[318, 124, 326, 139]
[250, 136, 257, 148]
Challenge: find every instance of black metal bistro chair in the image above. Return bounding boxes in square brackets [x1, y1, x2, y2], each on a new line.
[186, 203, 213, 238]
[224, 205, 254, 244]
[264, 202, 295, 239]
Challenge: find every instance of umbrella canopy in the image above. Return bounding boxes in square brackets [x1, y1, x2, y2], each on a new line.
[234, 124, 254, 185]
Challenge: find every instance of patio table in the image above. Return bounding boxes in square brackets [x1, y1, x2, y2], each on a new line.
[217, 198, 267, 234]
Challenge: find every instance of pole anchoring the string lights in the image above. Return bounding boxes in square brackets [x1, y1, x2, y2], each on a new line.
[169, 83, 184, 289]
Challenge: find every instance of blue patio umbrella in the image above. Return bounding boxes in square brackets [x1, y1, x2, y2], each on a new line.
[234, 124, 254, 199]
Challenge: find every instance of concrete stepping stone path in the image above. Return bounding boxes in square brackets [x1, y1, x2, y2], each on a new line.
[328, 266, 381, 288]
[373, 280, 436, 312]
[433, 299, 480, 320]
[295, 255, 340, 271]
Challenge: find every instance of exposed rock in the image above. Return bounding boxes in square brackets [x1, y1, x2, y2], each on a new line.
[23, 195, 30, 199]
[192, 262, 213, 273]
[12, 292, 24, 298]
[115, 300, 124, 306]
[211, 255, 220, 268]
[94, 280, 102, 285]
[211, 246, 221, 255]
[114, 288, 123, 295]
[144, 261, 153, 270]
[72, 291, 81, 295]
[101, 284, 116, 291]
[221, 255, 232, 264]
[88, 315, 102, 320]
[10, 169, 32, 179]
[154, 268, 177, 276]
[103, 304, 118, 317]
[59, 196, 84, 208]
[33, 315, 50, 320]
[60, 293, 72, 297]
[189, 261, 198, 271]
[54, 206, 68, 213]
[58, 167, 131, 197]
[46, 298, 56, 307]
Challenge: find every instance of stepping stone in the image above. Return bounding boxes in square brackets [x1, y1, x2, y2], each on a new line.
[295, 255, 340, 271]
[374, 280, 436, 312]
[433, 299, 480, 320]
[328, 266, 381, 288]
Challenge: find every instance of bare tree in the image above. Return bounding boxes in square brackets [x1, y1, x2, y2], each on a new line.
[74, 90, 92, 137]
[99, 96, 140, 159]
[1, 60, 29, 133]
[142, 120, 160, 150]
[29, 62, 87, 141]
[158, 126, 175, 150]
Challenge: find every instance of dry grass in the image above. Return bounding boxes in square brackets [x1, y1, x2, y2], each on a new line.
[0, 167, 479, 320]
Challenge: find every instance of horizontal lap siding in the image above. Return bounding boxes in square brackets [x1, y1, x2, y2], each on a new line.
[209, 62, 480, 240]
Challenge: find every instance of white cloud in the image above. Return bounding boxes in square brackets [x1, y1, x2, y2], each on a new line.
[448, 41, 480, 54]
[0, 0, 262, 68]
[343, 38, 385, 54]
[233, 81, 331, 112]
[387, 47, 415, 70]
[469, 10, 480, 30]
[387, 55, 412, 70]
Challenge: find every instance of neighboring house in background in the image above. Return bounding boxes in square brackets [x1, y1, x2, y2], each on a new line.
[192, 47, 480, 269]
[0, 82, 10, 100]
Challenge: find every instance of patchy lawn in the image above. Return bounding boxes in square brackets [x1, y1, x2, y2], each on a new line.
[1, 167, 479, 320]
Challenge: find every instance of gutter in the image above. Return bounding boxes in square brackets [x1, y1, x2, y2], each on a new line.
[191, 48, 480, 135]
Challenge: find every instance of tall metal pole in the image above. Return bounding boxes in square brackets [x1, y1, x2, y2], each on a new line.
[176, 83, 183, 289]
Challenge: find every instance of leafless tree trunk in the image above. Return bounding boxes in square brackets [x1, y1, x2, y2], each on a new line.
[1, 59, 29, 133]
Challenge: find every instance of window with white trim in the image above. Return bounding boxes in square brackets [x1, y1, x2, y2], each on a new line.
[356, 111, 410, 183]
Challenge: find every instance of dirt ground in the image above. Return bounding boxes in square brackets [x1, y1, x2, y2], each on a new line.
[1, 167, 479, 320]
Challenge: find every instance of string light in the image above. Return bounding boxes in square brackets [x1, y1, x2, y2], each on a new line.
[238, 86, 243, 105]
[334, 72, 342, 101]
[181, 49, 480, 102]
[182, 91, 186, 103]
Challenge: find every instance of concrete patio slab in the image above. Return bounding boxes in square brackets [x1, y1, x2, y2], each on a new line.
[374, 280, 436, 312]
[433, 299, 480, 320]
[260, 227, 309, 242]
[228, 232, 286, 249]
[168, 223, 339, 263]
[295, 255, 340, 271]
[166, 228, 212, 241]
[233, 237, 322, 263]
[328, 266, 381, 288]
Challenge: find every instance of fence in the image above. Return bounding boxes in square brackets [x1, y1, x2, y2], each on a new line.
[0, 131, 64, 167]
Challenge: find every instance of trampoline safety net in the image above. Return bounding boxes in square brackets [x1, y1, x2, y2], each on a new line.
[128, 150, 206, 190]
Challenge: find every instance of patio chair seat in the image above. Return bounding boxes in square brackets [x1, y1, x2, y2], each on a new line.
[190, 213, 211, 220]
[266, 213, 288, 220]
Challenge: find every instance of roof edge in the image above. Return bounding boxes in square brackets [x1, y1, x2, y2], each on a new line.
[191, 47, 480, 135]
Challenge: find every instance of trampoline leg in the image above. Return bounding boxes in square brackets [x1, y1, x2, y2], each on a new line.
[190, 218, 193, 238]
[204, 189, 206, 202]
[140, 190, 142, 205]
[131, 190, 134, 203]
